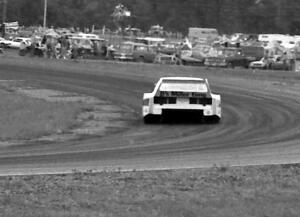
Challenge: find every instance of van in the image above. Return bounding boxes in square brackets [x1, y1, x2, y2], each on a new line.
[188, 28, 219, 44]
[241, 46, 265, 61]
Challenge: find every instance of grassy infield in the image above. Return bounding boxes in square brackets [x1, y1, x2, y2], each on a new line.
[0, 58, 300, 216]
[0, 88, 84, 141]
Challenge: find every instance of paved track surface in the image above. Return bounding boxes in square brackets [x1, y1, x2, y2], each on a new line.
[0, 57, 300, 175]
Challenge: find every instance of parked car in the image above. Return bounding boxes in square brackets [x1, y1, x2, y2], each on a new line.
[132, 43, 157, 63]
[69, 37, 107, 59]
[113, 42, 135, 61]
[142, 77, 221, 123]
[180, 50, 205, 66]
[204, 47, 249, 68]
[249, 57, 270, 69]
[113, 42, 156, 63]
[0, 37, 12, 48]
[241, 45, 265, 62]
[159, 42, 180, 55]
[154, 53, 182, 65]
[6, 37, 31, 49]
[19, 43, 45, 57]
[268, 55, 292, 71]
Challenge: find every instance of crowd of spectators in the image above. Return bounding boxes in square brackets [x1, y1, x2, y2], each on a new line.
[19, 33, 110, 60]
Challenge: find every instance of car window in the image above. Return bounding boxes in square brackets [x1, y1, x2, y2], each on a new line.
[149, 46, 157, 52]
[135, 46, 148, 51]
[119, 44, 132, 52]
[159, 81, 208, 92]
[223, 49, 236, 56]
[164, 44, 176, 48]
[82, 39, 91, 46]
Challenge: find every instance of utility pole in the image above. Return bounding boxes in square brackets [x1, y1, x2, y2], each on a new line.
[2, 0, 7, 23]
[43, 0, 47, 29]
[1, 0, 7, 37]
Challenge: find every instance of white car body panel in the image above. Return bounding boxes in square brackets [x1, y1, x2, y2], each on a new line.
[143, 77, 221, 121]
[7, 37, 31, 49]
[0, 37, 12, 47]
[249, 58, 268, 69]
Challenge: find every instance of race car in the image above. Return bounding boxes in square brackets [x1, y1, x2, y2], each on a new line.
[142, 77, 221, 123]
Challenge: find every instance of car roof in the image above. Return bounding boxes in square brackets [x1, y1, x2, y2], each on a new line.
[15, 37, 30, 40]
[137, 37, 165, 42]
[121, 41, 146, 46]
[160, 77, 205, 81]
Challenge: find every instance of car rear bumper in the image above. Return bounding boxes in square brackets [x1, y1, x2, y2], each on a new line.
[204, 62, 227, 67]
[114, 57, 134, 60]
[143, 104, 221, 118]
[249, 64, 265, 68]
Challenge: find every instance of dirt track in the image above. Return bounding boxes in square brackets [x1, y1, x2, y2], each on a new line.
[0, 55, 300, 175]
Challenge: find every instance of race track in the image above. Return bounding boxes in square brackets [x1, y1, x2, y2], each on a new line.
[0, 57, 300, 175]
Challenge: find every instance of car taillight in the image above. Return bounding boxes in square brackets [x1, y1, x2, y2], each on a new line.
[189, 97, 212, 105]
[154, 97, 176, 105]
[190, 98, 198, 104]
[168, 98, 176, 104]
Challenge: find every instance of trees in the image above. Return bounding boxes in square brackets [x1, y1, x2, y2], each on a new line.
[0, 0, 298, 34]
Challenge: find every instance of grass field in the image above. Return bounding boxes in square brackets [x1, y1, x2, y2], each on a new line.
[1, 165, 300, 217]
[0, 88, 84, 141]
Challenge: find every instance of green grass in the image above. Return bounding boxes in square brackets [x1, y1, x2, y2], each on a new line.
[0, 89, 84, 141]
[0, 165, 300, 217]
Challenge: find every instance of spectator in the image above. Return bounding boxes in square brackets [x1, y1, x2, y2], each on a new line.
[41, 35, 47, 45]
[71, 41, 79, 60]
[30, 37, 37, 57]
[60, 36, 69, 59]
[55, 41, 61, 58]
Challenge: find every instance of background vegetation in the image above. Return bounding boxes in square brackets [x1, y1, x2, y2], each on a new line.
[2, 0, 300, 35]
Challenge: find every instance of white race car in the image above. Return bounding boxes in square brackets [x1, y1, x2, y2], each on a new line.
[143, 77, 221, 123]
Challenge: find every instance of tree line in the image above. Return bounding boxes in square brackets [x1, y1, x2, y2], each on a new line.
[2, 0, 300, 35]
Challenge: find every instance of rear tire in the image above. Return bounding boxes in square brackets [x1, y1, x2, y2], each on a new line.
[143, 116, 151, 124]
[143, 115, 160, 124]
[204, 116, 221, 124]
[227, 62, 234, 68]
[269, 63, 273, 70]
[176, 59, 182, 65]
[18, 49, 27, 56]
[137, 56, 145, 63]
